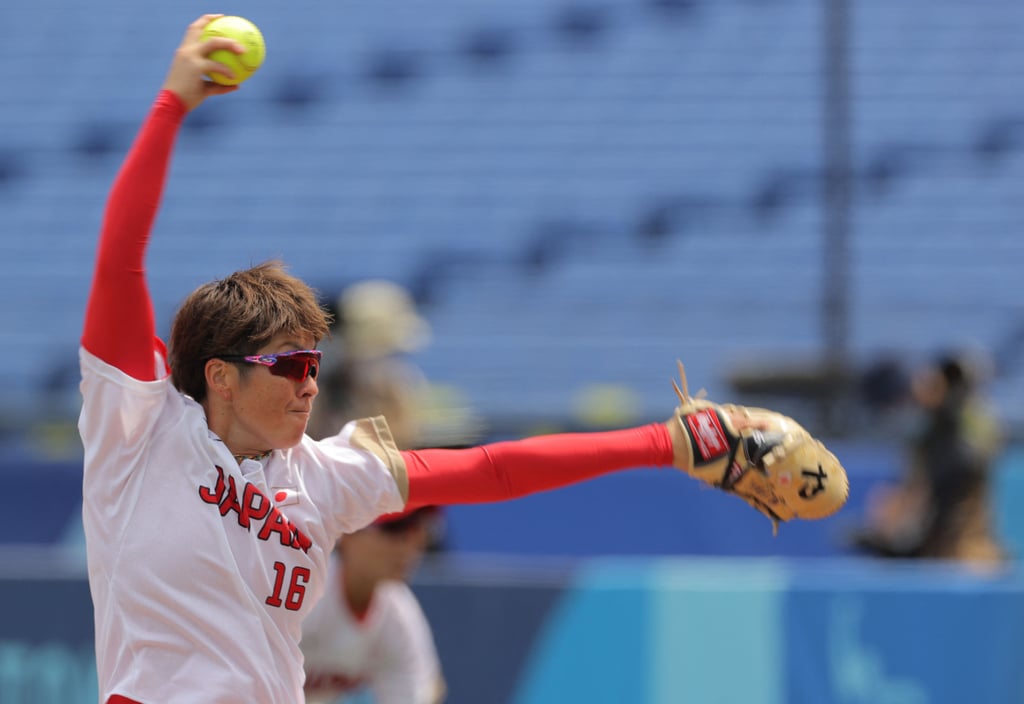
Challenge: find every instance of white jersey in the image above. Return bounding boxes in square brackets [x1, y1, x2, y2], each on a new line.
[78, 348, 407, 704]
[301, 557, 444, 704]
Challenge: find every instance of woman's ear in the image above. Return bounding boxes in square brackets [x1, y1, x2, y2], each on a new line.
[205, 358, 235, 400]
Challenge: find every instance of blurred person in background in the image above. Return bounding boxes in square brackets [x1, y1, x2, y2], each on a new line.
[852, 349, 1006, 564]
[302, 506, 446, 704]
[308, 279, 482, 450]
[308, 280, 432, 449]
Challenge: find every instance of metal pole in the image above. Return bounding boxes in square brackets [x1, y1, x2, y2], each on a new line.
[822, 0, 853, 434]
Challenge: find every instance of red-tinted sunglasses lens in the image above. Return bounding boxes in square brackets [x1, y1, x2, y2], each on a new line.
[377, 515, 422, 534]
[375, 507, 440, 535]
[268, 353, 320, 382]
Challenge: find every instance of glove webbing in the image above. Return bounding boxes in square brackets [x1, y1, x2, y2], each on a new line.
[727, 434, 786, 534]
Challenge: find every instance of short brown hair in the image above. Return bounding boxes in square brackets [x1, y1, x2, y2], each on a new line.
[169, 261, 332, 402]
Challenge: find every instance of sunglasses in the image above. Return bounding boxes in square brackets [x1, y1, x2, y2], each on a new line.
[218, 349, 322, 382]
[374, 507, 441, 536]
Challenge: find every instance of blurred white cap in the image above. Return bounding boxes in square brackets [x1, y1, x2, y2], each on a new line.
[338, 280, 431, 360]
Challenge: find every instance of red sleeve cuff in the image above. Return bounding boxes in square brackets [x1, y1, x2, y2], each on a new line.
[155, 89, 189, 120]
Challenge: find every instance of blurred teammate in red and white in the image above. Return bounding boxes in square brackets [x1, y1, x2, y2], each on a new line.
[302, 506, 446, 704]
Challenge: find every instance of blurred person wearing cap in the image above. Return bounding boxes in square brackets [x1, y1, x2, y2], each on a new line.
[852, 349, 1006, 564]
[308, 280, 431, 449]
[301, 506, 446, 704]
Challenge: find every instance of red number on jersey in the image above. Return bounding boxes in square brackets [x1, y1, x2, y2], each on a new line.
[265, 561, 310, 611]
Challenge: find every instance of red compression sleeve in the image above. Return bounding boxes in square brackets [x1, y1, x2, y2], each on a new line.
[81, 90, 187, 380]
[402, 422, 675, 508]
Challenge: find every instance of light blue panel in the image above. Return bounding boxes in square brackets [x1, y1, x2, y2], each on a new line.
[511, 561, 652, 704]
[783, 560, 1024, 704]
[994, 448, 1024, 558]
[649, 559, 789, 704]
[0, 641, 97, 704]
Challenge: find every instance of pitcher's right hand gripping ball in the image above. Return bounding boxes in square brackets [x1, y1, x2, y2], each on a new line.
[665, 362, 849, 533]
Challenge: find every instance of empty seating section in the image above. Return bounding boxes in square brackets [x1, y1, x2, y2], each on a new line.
[0, 0, 1022, 429]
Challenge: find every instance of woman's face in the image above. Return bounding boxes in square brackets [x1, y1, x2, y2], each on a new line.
[213, 332, 320, 455]
[343, 518, 433, 583]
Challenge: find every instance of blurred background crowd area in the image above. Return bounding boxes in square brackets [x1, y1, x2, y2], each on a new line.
[5, 0, 1024, 702]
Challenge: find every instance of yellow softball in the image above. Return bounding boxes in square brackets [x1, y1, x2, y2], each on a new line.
[200, 16, 265, 86]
